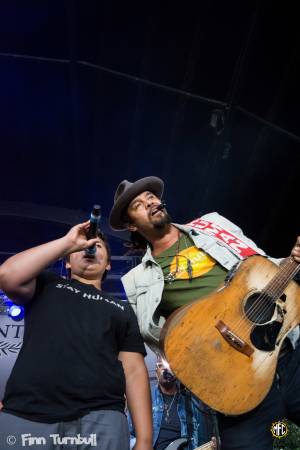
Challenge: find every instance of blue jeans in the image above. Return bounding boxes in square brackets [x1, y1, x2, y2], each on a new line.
[217, 343, 300, 450]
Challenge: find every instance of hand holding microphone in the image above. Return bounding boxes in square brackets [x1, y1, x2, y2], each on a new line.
[85, 205, 101, 256]
[64, 219, 101, 255]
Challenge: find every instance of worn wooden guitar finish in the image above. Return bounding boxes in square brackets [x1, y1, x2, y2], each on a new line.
[160, 255, 300, 415]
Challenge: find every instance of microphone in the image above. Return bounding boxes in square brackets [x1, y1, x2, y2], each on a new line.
[156, 201, 166, 212]
[85, 205, 101, 256]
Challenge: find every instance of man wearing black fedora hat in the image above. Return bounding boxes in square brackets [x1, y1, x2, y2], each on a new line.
[109, 176, 300, 450]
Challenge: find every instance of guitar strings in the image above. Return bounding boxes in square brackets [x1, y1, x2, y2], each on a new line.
[250, 315, 295, 374]
[214, 258, 299, 339]
[233, 261, 299, 337]
[248, 261, 300, 327]
[240, 260, 299, 331]
[222, 257, 276, 336]
[166, 260, 300, 416]
[182, 259, 300, 354]
[240, 258, 297, 324]
[231, 259, 299, 338]
[196, 268, 299, 377]
[235, 258, 298, 328]
[168, 259, 299, 383]
[250, 291, 300, 376]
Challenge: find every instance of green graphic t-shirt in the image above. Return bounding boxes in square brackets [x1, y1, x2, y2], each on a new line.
[154, 233, 227, 318]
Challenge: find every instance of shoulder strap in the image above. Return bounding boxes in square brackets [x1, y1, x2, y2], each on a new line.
[184, 389, 194, 450]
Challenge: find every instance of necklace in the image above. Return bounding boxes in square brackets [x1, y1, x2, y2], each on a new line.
[163, 392, 177, 423]
[158, 232, 193, 284]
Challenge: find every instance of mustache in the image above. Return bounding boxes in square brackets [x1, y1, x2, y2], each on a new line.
[149, 202, 167, 217]
[156, 202, 166, 212]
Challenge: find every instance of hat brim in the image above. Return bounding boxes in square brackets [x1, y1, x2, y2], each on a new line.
[109, 176, 164, 230]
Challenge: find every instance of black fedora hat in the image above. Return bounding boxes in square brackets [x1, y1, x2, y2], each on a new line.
[109, 176, 164, 230]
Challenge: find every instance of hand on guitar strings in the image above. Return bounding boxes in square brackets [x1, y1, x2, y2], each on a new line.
[291, 236, 300, 263]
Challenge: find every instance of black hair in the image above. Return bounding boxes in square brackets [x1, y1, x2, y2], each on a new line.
[122, 201, 171, 253]
[121, 210, 149, 253]
[97, 230, 111, 264]
[97, 230, 111, 281]
[129, 231, 149, 251]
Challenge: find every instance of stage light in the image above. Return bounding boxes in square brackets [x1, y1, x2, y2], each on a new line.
[0, 292, 25, 321]
[210, 108, 225, 135]
[7, 304, 25, 321]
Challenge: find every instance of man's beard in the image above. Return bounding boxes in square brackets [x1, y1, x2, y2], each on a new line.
[152, 211, 172, 230]
[159, 369, 177, 389]
[159, 378, 176, 390]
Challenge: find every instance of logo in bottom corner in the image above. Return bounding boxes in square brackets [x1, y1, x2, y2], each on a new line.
[271, 421, 288, 439]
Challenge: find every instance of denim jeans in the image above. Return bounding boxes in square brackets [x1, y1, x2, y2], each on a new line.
[217, 342, 300, 450]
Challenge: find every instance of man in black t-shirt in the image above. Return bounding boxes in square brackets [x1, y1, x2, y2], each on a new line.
[0, 221, 153, 450]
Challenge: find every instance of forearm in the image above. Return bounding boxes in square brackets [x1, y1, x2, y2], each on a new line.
[126, 365, 153, 446]
[0, 237, 70, 289]
[0, 220, 98, 303]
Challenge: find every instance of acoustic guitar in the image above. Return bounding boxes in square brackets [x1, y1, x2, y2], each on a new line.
[160, 255, 300, 415]
[165, 436, 218, 450]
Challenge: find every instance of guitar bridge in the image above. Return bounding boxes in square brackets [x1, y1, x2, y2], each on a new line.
[215, 320, 254, 357]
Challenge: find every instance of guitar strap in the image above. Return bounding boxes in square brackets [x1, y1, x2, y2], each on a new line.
[184, 389, 194, 450]
[200, 402, 221, 449]
[184, 389, 221, 450]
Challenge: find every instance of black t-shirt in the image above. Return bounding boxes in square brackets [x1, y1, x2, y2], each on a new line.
[3, 271, 146, 423]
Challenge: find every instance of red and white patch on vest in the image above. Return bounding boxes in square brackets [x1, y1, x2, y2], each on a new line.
[187, 218, 257, 259]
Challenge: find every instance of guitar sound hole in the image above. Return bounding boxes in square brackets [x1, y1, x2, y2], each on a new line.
[244, 292, 275, 324]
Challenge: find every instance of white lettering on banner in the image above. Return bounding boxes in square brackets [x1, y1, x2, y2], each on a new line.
[188, 218, 257, 258]
[0, 324, 24, 339]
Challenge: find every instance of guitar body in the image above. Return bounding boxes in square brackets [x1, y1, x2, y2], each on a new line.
[161, 255, 300, 415]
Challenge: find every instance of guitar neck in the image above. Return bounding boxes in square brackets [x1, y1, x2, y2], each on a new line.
[265, 257, 300, 299]
[195, 440, 215, 450]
